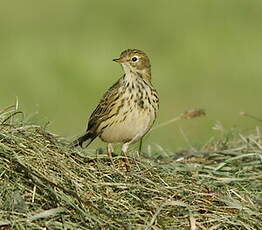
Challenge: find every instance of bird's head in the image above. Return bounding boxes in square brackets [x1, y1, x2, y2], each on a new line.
[113, 49, 151, 81]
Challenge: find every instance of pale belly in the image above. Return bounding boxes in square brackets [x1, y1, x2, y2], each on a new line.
[100, 109, 155, 144]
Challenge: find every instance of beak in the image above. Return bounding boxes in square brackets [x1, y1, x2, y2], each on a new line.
[113, 57, 125, 63]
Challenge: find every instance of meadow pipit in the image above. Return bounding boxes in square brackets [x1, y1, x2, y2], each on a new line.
[73, 49, 159, 161]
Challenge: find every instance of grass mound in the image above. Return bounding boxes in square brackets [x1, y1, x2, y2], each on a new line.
[0, 106, 261, 229]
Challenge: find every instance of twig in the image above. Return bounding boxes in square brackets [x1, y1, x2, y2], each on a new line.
[240, 112, 262, 122]
[172, 150, 240, 161]
[1, 111, 24, 124]
[151, 109, 206, 132]
[145, 200, 188, 230]
[0, 207, 66, 227]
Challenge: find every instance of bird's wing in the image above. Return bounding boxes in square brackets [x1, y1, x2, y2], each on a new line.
[87, 78, 123, 134]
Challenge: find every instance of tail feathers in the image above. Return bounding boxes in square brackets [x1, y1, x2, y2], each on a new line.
[72, 132, 96, 148]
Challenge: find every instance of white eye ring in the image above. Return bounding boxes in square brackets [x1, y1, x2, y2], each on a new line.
[131, 56, 139, 62]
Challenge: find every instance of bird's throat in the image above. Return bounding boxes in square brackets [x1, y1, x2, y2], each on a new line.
[123, 67, 151, 83]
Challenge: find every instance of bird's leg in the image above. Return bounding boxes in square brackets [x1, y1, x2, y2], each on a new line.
[138, 137, 143, 156]
[107, 143, 114, 158]
[121, 143, 130, 171]
[121, 134, 142, 170]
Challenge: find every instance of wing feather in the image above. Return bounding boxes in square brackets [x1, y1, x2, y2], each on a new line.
[87, 77, 123, 134]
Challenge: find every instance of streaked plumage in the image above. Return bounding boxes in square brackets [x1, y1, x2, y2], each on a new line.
[73, 49, 159, 160]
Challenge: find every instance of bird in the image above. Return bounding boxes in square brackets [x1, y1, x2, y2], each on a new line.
[73, 49, 159, 162]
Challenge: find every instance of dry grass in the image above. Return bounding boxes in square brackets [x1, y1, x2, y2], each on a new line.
[0, 105, 261, 229]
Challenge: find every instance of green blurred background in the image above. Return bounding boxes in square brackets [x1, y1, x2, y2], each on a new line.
[1, 0, 261, 152]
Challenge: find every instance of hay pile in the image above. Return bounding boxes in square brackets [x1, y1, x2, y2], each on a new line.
[0, 106, 261, 229]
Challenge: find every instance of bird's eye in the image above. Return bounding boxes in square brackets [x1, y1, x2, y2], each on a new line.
[131, 57, 138, 62]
